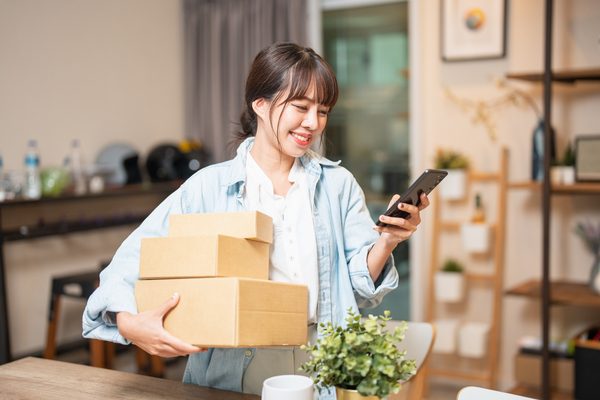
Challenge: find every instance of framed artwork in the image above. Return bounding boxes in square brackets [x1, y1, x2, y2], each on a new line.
[575, 135, 600, 181]
[441, 0, 507, 61]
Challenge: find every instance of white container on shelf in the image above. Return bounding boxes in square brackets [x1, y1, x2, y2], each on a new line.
[461, 223, 491, 254]
[439, 169, 467, 200]
[458, 322, 490, 358]
[433, 319, 460, 354]
[434, 271, 465, 303]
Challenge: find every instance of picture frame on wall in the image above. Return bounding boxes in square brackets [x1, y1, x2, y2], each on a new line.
[575, 135, 600, 181]
[441, 0, 507, 62]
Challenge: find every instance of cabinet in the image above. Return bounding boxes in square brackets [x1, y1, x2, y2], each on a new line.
[0, 181, 179, 364]
[504, 1, 600, 399]
[425, 149, 508, 388]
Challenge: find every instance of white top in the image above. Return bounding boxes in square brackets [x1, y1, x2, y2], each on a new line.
[244, 153, 319, 323]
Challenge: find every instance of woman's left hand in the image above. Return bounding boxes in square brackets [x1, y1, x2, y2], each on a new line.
[373, 192, 430, 245]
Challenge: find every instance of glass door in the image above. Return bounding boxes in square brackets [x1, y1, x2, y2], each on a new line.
[323, 1, 410, 319]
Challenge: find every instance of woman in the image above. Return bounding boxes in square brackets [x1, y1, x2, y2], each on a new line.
[83, 42, 429, 397]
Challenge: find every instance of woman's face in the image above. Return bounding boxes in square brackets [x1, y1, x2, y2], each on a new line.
[256, 83, 330, 159]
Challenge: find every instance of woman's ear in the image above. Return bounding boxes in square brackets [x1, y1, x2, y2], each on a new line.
[252, 98, 269, 121]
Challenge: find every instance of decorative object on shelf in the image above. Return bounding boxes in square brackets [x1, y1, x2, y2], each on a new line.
[301, 309, 416, 399]
[434, 259, 466, 303]
[531, 119, 557, 182]
[40, 167, 71, 198]
[575, 135, 600, 182]
[574, 221, 600, 294]
[434, 149, 469, 200]
[551, 142, 576, 185]
[461, 193, 491, 253]
[441, 0, 507, 61]
[458, 322, 491, 358]
[433, 319, 459, 354]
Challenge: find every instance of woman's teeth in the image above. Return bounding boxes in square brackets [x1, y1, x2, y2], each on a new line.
[291, 133, 309, 143]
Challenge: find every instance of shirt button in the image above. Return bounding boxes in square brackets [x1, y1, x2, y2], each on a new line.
[244, 350, 253, 357]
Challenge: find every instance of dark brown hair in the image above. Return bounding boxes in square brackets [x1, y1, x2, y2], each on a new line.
[235, 42, 338, 144]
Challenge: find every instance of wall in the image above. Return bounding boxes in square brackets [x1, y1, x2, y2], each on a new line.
[0, 0, 184, 355]
[414, 0, 600, 390]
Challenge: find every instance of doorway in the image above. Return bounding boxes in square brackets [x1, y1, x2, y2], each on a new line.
[322, 0, 410, 319]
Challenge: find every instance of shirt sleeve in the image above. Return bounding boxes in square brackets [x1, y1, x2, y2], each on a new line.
[82, 186, 188, 344]
[343, 177, 399, 309]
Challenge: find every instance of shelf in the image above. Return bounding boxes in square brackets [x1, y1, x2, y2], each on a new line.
[2, 214, 148, 242]
[428, 368, 491, 383]
[506, 279, 600, 308]
[506, 68, 600, 83]
[0, 181, 180, 208]
[470, 172, 500, 182]
[509, 385, 573, 400]
[507, 181, 600, 194]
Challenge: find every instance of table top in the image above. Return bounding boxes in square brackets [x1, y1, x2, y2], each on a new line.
[0, 357, 260, 400]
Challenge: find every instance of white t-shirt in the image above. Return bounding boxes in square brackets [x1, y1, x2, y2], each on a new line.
[244, 153, 319, 323]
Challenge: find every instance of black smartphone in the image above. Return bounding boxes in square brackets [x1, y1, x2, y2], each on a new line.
[375, 169, 448, 227]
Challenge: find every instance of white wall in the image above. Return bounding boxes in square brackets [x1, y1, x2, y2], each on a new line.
[414, 0, 600, 390]
[0, 0, 184, 356]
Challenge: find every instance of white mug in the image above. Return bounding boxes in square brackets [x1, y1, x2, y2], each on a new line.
[261, 374, 314, 400]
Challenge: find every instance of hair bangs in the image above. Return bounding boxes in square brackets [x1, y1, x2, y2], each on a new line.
[282, 57, 339, 109]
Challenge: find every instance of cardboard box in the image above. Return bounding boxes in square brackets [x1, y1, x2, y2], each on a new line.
[514, 353, 573, 392]
[135, 278, 308, 347]
[169, 211, 273, 243]
[139, 235, 269, 280]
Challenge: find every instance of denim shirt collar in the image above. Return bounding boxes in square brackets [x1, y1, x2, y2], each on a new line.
[224, 137, 341, 197]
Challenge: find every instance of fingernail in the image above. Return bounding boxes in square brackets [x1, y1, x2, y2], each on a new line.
[379, 215, 384, 220]
[172, 292, 180, 299]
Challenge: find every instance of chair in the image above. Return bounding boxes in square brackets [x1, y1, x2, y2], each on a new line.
[43, 264, 164, 376]
[457, 386, 537, 400]
[386, 321, 436, 400]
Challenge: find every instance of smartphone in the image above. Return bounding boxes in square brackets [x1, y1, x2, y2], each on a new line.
[375, 169, 448, 227]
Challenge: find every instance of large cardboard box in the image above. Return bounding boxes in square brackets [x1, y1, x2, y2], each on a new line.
[169, 211, 273, 243]
[140, 235, 269, 279]
[135, 278, 308, 347]
[514, 353, 573, 392]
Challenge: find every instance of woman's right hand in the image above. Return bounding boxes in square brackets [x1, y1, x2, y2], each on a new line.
[116, 293, 206, 357]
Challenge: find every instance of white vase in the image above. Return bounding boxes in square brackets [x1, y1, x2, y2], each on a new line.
[458, 322, 490, 358]
[434, 271, 465, 303]
[461, 223, 491, 254]
[439, 169, 467, 200]
[433, 319, 459, 354]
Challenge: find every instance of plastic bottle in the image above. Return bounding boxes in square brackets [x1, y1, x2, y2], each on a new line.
[69, 139, 87, 195]
[470, 193, 485, 223]
[23, 139, 42, 200]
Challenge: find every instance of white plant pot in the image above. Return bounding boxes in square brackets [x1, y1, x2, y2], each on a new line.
[561, 166, 575, 185]
[434, 271, 465, 303]
[439, 169, 467, 200]
[461, 223, 491, 254]
[458, 322, 490, 358]
[433, 319, 459, 354]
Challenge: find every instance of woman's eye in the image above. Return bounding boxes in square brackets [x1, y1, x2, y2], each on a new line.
[293, 104, 308, 111]
[319, 109, 329, 116]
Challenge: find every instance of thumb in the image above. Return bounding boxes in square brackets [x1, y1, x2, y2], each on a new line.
[388, 194, 400, 209]
[155, 292, 180, 318]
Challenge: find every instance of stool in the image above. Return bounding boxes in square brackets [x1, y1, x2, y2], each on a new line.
[43, 267, 164, 376]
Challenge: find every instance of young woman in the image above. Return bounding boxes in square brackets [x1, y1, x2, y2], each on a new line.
[83, 42, 429, 397]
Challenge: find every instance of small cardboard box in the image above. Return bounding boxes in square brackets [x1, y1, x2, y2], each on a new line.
[514, 353, 573, 392]
[169, 211, 273, 243]
[139, 235, 269, 280]
[135, 277, 308, 347]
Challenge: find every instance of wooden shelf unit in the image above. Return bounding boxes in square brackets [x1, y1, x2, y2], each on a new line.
[506, 279, 600, 308]
[506, 68, 600, 83]
[425, 148, 508, 389]
[507, 181, 600, 194]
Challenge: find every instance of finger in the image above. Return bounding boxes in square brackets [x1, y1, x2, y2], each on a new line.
[161, 330, 205, 355]
[387, 194, 400, 209]
[155, 293, 180, 318]
[418, 193, 430, 210]
[376, 226, 414, 240]
[378, 215, 417, 231]
[397, 201, 419, 217]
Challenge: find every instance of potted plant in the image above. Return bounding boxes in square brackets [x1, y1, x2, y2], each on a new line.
[301, 309, 416, 400]
[434, 259, 465, 303]
[551, 143, 576, 186]
[434, 149, 470, 200]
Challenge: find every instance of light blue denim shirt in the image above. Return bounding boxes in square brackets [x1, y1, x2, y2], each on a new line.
[83, 138, 398, 399]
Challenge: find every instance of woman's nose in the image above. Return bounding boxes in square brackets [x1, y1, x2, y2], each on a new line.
[301, 109, 318, 130]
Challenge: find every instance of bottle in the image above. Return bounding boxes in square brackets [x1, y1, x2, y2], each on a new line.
[69, 139, 87, 195]
[471, 193, 485, 223]
[23, 139, 42, 200]
[531, 119, 557, 181]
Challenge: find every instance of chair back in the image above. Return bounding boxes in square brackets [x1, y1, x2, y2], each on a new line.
[457, 386, 537, 400]
[384, 320, 435, 400]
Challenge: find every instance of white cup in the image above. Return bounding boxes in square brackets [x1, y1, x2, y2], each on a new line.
[261, 374, 314, 400]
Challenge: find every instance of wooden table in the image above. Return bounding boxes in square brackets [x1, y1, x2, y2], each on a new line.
[0, 357, 260, 399]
